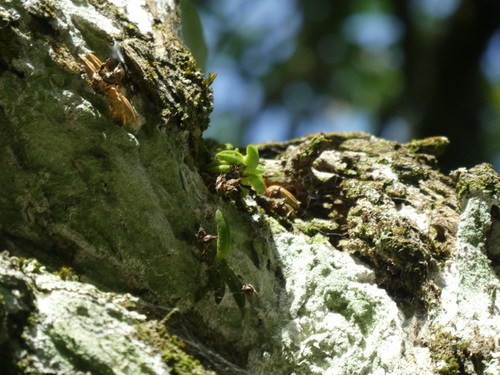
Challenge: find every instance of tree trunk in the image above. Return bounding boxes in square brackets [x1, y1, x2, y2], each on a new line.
[1, 1, 500, 375]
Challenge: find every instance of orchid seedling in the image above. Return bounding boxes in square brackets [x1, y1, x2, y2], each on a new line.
[205, 145, 266, 194]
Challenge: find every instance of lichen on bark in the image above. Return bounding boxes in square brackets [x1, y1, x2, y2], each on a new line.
[257, 132, 459, 311]
[1, 0, 500, 374]
[0, 252, 215, 374]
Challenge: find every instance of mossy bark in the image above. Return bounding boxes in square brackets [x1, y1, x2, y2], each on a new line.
[0, 0, 219, 373]
[0, 0, 213, 294]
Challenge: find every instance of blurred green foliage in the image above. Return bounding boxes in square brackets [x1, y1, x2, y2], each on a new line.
[184, 0, 500, 171]
[180, 0, 207, 71]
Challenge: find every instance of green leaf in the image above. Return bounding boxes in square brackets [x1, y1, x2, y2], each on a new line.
[202, 72, 217, 86]
[204, 161, 232, 173]
[215, 209, 230, 261]
[245, 164, 266, 175]
[215, 150, 245, 166]
[241, 174, 266, 194]
[218, 259, 245, 309]
[244, 145, 260, 171]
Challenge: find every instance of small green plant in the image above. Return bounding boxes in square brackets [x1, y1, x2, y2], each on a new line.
[205, 145, 266, 194]
[215, 209, 231, 262]
[56, 266, 79, 281]
[195, 209, 245, 308]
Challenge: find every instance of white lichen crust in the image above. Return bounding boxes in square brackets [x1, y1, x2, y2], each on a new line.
[0, 253, 170, 374]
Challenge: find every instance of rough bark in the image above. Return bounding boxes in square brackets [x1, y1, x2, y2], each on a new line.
[1, 1, 500, 375]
